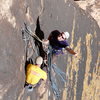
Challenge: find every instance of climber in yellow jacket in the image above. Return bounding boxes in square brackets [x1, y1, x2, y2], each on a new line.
[25, 56, 47, 91]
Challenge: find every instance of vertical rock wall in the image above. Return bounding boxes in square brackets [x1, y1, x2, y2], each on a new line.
[0, 0, 99, 100]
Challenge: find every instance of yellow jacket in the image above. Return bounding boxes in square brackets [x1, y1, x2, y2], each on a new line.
[26, 64, 47, 85]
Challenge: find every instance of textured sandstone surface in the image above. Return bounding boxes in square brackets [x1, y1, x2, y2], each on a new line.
[0, 0, 99, 100]
[75, 0, 100, 27]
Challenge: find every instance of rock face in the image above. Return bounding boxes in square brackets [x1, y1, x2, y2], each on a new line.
[0, 0, 99, 100]
[74, 0, 100, 27]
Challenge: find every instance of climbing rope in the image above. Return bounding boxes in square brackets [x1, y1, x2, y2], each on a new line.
[24, 23, 43, 43]
[22, 23, 41, 59]
[47, 46, 67, 100]
[22, 27, 30, 61]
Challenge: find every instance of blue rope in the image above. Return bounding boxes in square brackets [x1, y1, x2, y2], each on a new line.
[52, 64, 67, 83]
[47, 46, 67, 99]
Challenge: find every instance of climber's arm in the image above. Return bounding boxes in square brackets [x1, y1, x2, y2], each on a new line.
[65, 46, 76, 55]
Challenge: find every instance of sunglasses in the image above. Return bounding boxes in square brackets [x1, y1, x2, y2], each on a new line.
[58, 33, 66, 39]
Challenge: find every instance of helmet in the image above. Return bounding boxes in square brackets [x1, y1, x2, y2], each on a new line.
[35, 56, 43, 65]
[64, 32, 70, 39]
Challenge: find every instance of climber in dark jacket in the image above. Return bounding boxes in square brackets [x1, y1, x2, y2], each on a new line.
[43, 30, 77, 56]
